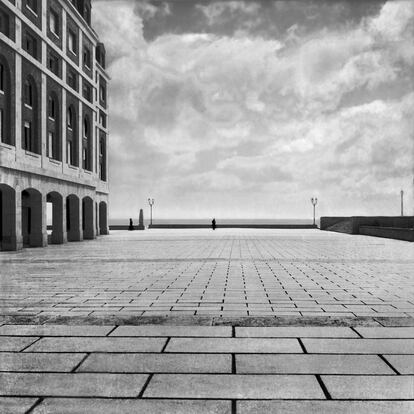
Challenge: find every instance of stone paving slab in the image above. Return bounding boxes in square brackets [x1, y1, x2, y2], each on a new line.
[321, 375, 414, 399]
[110, 325, 232, 337]
[383, 355, 414, 374]
[0, 352, 86, 372]
[236, 354, 395, 374]
[166, 337, 302, 353]
[236, 326, 359, 337]
[0, 397, 39, 414]
[0, 324, 114, 336]
[78, 353, 232, 373]
[237, 400, 414, 414]
[355, 327, 414, 338]
[31, 398, 232, 414]
[144, 374, 325, 399]
[24, 337, 167, 353]
[302, 338, 414, 354]
[0, 336, 39, 352]
[0, 372, 149, 397]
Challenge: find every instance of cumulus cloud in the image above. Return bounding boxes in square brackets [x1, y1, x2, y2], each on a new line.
[92, 0, 414, 219]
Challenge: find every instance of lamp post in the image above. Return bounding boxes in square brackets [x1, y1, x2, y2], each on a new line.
[148, 198, 155, 227]
[401, 190, 404, 216]
[311, 197, 318, 226]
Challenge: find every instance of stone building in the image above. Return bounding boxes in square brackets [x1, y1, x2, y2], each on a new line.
[0, 0, 109, 251]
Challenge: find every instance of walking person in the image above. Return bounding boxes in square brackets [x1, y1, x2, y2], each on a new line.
[212, 218, 216, 231]
[128, 218, 134, 231]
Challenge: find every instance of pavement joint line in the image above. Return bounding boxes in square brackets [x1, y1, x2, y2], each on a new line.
[138, 373, 154, 398]
[19, 337, 42, 352]
[161, 337, 171, 352]
[232, 354, 236, 374]
[105, 326, 118, 336]
[24, 397, 43, 414]
[298, 338, 308, 353]
[350, 327, 364, 338]
[231, 399, 237, 414]
[71, 353, 91, 373]
[315, 374, 332, 400]
[378, 354, 401, 375]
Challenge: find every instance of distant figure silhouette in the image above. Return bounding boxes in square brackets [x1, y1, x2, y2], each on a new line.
[129, 218, 134, 231]
[212, 218, 216, 231]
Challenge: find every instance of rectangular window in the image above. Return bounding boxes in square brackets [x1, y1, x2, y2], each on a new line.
[47, 52, 59, 76]
[82, 147, 87, 169]
[83, 47, 91, 69]
[0, 64, 4, 92]
[0, 9, 10, 38]
[50, 10, 59, 36]
[48, 131, 54, 158]
[24, 31, 37, 59]
[67, 140, 73, 165]
[68, 30, 77, 55]
[99, 84, 106, 102]
[48, 96, 55, 119]
[99, 111, 106, 128]
[0, 109, 3, 142]
[24, 82, 32, 107]
[24, 121, 31, 151]
[82, 82, 92, 102]
[67, 69, 77, 91]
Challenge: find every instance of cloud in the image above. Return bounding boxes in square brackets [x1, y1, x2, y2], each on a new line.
[92, 0, 414, 218]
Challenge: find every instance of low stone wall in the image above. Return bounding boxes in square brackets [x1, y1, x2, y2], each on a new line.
[359, 226, 414, 242]
[109, 224, 318, 230]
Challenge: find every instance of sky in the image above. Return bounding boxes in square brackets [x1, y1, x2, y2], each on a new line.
[92, 0, 414, 220]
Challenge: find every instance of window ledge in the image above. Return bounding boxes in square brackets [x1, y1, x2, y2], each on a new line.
[25, 150, 40, 158]
[24, 104, 33, 110]
[68, 164, 78, 170]
[0, 142, 15, 150]
[48, 158, 62, 166]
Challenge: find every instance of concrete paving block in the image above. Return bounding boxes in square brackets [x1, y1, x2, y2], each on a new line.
[0, 373, 149, 397]
[110, 325, 231, 337]
[32, 398, 232, 414]
[0, 337, 39, 352]
[236, 354, 395, 374]
[383, 355, 414, 374]
[166, 338, 302, 353]
[0, 325, 114, 337]
[77, 353, 232, 373]
[0, 353, 87, 372]
[236, 327, 358, 338]
[24, 337, 167, 353]
[238, 400, 414, 414]
[355, 327, 414, 338]
[0, 397, 39, 414]
[302, 338, 414, 354]
[322, 375, 414, 399]
[144, 374, 324, 399]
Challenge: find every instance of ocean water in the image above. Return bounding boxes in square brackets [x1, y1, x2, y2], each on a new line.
[109, 218, 316, 226]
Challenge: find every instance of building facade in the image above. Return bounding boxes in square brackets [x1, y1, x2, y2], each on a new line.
[0, 0, 109, 251]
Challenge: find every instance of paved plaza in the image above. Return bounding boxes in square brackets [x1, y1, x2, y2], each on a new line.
[1, 229, 413, 412]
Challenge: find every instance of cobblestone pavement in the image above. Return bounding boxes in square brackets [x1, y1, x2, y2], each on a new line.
[1, 229, 413, 413]
[1, 229, 413, 318]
